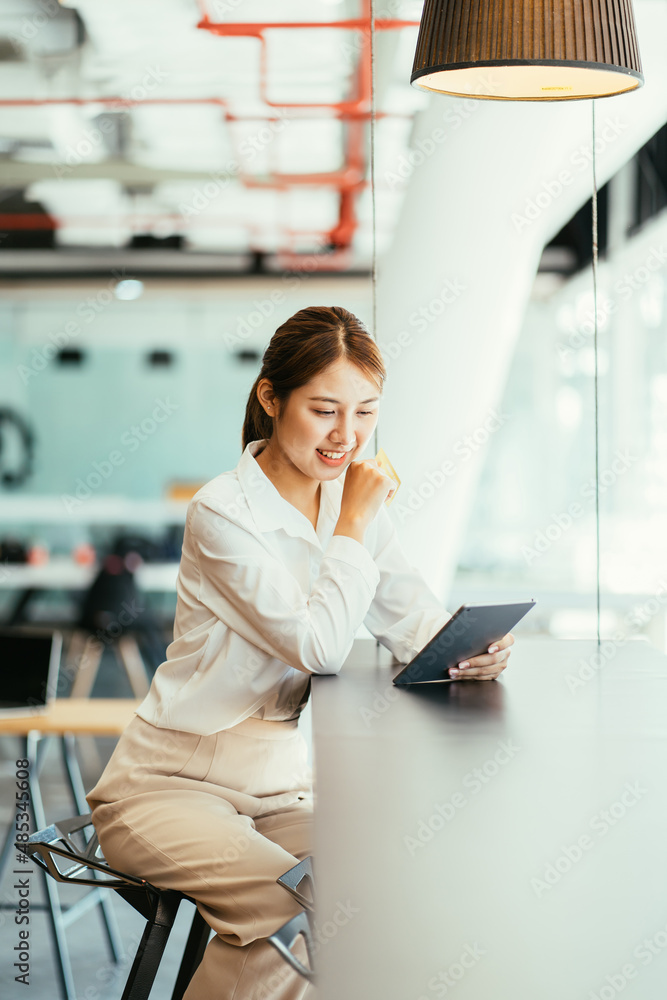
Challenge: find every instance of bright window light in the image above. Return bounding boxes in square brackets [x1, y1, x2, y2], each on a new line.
[115, 279, 144, 301]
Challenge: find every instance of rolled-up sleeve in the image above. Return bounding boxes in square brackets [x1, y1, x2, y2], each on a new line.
[364, 505, 452, 664]
[191, 498, 381, 674]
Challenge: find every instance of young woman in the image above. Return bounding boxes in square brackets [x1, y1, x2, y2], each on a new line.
[87, 305, 514, 1000]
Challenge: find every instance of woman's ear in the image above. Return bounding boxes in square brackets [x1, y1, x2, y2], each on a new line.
[256, 378, 276, 416]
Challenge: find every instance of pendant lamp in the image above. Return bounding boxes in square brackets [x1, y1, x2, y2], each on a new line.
[411, 0, 643, 101]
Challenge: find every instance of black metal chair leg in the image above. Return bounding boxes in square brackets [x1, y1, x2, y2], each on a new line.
[170, 905, 211, 1000]
[120, 892, 182, 1000]
[14, 810, 316, 999]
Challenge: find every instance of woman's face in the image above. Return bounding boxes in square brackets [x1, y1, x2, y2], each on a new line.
[260, 358, 381, 481]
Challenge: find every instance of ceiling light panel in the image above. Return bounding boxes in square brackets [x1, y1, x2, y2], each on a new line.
[27, 178, 132, 247]
[264, 29, 356, 106]
[127, 106, 234, 172]
[283, 188, 341, 231]
[274, 120, 344, 174]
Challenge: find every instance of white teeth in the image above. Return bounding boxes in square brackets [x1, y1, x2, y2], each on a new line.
[318, 449, 345, 459]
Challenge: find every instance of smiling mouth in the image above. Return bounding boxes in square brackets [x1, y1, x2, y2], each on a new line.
[316, 448, 349, 459]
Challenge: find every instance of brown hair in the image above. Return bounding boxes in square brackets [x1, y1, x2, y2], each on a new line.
[241, 305, 386, 450]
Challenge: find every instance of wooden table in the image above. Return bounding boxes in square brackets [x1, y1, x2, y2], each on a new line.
[0, 698, 140, 1000]
[0, 698, 140, 736]
[0, 698, 140, 860]
[311, 637, 667, 999]
[0, 697, 140, 861]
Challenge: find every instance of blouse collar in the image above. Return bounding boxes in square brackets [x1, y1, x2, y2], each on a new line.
[236, 439, 341, 546]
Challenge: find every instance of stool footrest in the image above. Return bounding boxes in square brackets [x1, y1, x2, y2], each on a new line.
[268, 910, 316, 983]
[276, 855, 314, 910]
[17, 812, 313, 999]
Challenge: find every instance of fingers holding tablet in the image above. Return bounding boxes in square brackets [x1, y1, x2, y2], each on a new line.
[448, 635, 511, 681]
[451, 632, 515, 681]
[392, 604, 532, 687]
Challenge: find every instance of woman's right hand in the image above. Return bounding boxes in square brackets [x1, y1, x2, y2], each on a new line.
[335, 459, 396, 537]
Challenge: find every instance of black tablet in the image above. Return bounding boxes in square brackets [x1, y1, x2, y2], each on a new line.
[392, 601, 536, 685]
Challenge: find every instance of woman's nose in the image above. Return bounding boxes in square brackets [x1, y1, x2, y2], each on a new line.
[331, 425, 355, 448]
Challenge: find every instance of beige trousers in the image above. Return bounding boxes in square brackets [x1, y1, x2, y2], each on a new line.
[86, 713, 315, 1000]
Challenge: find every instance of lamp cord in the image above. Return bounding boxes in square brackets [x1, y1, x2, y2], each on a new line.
[370, 0, 379, 456]
[370, 0, 380, 648]
[591, 100, 601, 649]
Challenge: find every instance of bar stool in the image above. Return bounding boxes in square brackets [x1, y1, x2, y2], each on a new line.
[18, 815, 211, 1000]
[18, 815, 315, 998]
[0, 698, 141, 999]
[272, 856, 315, 980]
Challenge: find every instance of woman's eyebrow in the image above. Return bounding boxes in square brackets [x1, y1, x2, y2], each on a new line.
[308, 396, 380, 404]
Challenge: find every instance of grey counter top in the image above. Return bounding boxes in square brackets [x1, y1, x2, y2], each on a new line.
[311, 636, 667, 999]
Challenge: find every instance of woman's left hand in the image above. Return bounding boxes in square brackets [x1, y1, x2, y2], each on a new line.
[449, 632, 515, 681]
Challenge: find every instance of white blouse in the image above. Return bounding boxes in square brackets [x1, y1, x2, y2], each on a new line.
[137, 439, 452, 735]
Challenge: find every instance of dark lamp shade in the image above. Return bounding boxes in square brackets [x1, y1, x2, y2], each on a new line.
[411, 0, 644, 101]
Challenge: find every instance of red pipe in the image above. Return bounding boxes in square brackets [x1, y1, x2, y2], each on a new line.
[197, 18, 419, 35]
[195, 0, 418, 254]
[0, 213, 342, 232]
[0, 214, 57, 229]
[0, 98, 410, 122]
[1, 5, 418, 262]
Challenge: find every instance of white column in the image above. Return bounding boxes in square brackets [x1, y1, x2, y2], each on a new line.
[375, 0, 667, 601]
